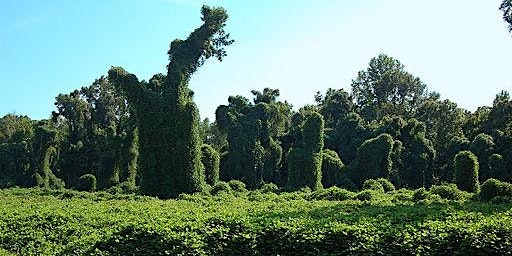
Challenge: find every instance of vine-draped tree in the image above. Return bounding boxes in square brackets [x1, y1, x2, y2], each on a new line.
[109, 6, 233, 198]
[216, 89, 289, 188]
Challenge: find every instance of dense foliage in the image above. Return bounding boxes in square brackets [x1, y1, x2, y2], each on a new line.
[0, 187, 511, 255]
[108, 6, 233, 198]
[454, 151, 480, 193]
[0, 4, 511, 202]
[1, 3, 511, 255]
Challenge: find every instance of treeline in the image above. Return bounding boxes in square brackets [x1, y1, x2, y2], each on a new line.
[1, 5, 511, 198]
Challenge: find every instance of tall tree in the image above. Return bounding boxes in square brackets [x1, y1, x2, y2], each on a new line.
[351, 54, 428, 122]
[109, 6, 233, 198]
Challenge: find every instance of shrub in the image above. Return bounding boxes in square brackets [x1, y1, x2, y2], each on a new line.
[228, 180, 247, 193]
[308, 186, 355, 201]
[429, 183, 467, 200]
[480, 178, 512, 201]
[376, 178, 395, 192]
[362, 179, 385, 193]
[77, 174, 97, 192]
[355, 190, 374, 201]
[412, 188, 430, 202]
[454, 151, 480, 193]
[259, 183, 279, 193]
[211, 181, 232, 195]
[391, 188, 413, 203]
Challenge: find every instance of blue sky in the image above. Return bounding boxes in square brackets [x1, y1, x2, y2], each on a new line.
[1, 0, 511, 121]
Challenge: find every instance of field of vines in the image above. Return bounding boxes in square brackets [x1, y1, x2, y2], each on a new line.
[0, 184, 512, 256]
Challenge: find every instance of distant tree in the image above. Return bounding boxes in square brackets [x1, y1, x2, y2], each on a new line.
[109, 6, 233, 198]
[454, 151, 479, 193]
[0, 114, 34, 144]
[501, 0, 512, 32]
[351, 54, 428, 121]
[415, 93, 466, 181]
[316, 88, 354, 128]
[470, 133, 495, 182]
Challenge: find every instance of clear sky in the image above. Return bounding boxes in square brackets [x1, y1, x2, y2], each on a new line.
[1, 0, 511, 121]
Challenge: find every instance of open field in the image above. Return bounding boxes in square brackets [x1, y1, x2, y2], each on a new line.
[0, 187, 511, 255]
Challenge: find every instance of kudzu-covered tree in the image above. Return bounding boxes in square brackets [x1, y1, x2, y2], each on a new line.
[52, 76, 137, 190]
[321, 149, 345, 188]
[32, 121, 65, 189]
[346, 133, 394, 187]
[454, 150, 479, 193]
[489, 153, 509, 182]
[470, 133, 495, 182]
[0, 114, 34, 188]
[201, 144, 220, 186]
[109, 6, 233, 198]
[216, 89, 289, 188]
[216, 96, 265, 188]
[286, 111, 324, 190]
[398, 119, 436, 188]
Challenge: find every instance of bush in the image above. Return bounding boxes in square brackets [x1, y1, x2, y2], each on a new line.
[355, 190, 374, 201]
[211, 181, 232, 196]
[259, 183, 279, 193]
[376, 178, 395, 192]
[228, 180, 247, 193]
[77, 174, 97, 192]
[308, 186, 355, 201]
[429, 183, 467, 200]
[362, 179, 385, 192]
[480, 178, 512, 201]
[391, 188, 413, 203]
[454, 151, 480, 193]
[412, 188, 430, 202]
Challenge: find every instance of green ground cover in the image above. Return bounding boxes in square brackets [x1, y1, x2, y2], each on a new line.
[0, 187, 511, 255]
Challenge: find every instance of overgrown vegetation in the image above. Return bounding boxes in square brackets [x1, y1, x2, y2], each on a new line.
[0, 3, 512, 254]
[0, 187, 511, 255]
